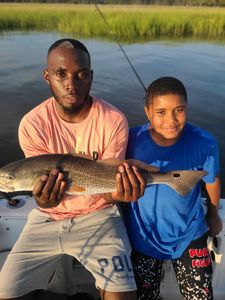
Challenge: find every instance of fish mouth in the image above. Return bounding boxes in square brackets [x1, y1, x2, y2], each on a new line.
[0, 183, 15, 193]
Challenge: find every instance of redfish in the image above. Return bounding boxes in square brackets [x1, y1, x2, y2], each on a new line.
[0, 154, 207, 196]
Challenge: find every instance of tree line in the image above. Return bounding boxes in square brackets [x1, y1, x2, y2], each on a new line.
[1, 0, 225, 6]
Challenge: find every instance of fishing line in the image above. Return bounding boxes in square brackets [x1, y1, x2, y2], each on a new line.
[94, 4, 146, 92]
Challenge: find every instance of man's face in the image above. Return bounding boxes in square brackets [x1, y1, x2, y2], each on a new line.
[44, 47, 93, 116]
[144, 93, 187, 146]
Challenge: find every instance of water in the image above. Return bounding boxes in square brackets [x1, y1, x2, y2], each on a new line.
[0, 32, 225, 196]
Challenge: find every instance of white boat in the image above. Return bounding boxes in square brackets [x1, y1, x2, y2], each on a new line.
[0, 195, 225, 299]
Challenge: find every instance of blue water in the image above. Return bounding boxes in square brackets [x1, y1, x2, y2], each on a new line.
[0, 32, 224, 196]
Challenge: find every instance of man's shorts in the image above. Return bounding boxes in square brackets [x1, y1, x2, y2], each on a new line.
[0, 205, 136, 298]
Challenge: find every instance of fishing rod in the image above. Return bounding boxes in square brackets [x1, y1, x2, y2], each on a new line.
[94, 4, 147, 92]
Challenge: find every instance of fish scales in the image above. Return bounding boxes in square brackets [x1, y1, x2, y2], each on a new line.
[0, 154, 208, 196]
[63, 156, 118, 194]
[0, 154, 118, 195]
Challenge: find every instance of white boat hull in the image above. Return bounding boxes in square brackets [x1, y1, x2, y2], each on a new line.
[0, 196, 225, 299]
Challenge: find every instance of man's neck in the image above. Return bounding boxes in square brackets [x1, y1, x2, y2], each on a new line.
[56, 96, 93, 123]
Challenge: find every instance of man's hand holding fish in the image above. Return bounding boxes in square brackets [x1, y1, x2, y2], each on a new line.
[104, 162, 146, 203]
[32, 168, 67, 208]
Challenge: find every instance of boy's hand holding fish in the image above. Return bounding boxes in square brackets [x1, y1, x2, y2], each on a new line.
[32, 162, 146, 208]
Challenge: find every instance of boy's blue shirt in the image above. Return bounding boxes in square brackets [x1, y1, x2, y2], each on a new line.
[125, 122, 220, 259]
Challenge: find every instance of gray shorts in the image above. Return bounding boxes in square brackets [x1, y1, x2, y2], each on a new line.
[0, 205, 136, 298]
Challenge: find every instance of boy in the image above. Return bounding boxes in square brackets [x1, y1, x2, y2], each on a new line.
[125, 76, 222, 299]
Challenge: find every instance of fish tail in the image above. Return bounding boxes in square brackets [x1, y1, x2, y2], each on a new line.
[166, 170, 208, 196]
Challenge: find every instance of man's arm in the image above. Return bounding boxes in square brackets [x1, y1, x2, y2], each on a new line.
[99, 112, 145, 203]
[204, 176, 223, 236]
[18, 115, 49, 158]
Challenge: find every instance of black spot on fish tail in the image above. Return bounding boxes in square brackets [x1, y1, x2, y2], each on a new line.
[167, 170, 207, 196]
[173, 173, 181, 178]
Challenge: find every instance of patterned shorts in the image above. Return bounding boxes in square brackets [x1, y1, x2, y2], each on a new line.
[132, 233, 213, 300]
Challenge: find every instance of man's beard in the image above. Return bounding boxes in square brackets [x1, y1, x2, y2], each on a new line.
[61, 103, 84, 115]
[51, 89, 87, 116]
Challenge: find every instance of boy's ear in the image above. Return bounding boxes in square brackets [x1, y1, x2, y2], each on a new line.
[43, 69, 50, 85]
[144, 105, 151, 121]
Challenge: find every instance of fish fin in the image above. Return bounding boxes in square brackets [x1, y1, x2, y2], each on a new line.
[101, 158, 122, 165]
[102, 158, 160, 172]
[165, 170, 208, 196]
[125, 159, 160, 172]
[69, 153, 93, 160]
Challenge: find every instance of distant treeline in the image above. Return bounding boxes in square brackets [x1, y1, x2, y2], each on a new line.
[1, 0, 225, 7]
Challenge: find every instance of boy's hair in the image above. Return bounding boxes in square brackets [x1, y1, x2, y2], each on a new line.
[47, 38, 91, 65]
[145, 76, 187, 106]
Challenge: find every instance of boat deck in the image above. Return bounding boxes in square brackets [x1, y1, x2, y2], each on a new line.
[0, 196, 225, 299]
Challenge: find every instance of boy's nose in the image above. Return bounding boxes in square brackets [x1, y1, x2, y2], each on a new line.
[166, 111, 177, 122]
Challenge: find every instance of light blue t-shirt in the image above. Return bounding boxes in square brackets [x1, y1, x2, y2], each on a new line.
[125, 122, 220, 259]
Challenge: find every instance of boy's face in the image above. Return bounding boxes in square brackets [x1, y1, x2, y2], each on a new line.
[144, 93, 187, 146]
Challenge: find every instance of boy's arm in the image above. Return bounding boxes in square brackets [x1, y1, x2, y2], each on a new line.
[204, 176, 223, 237]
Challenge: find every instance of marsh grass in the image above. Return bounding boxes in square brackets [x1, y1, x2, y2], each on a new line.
[0, 3, 225, 41]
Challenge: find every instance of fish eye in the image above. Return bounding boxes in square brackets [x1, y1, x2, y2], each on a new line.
[6, 174, 15, 181]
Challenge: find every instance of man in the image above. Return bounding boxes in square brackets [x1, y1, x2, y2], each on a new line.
[0, 39, 145, 300]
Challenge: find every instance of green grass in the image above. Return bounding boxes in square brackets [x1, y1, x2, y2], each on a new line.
[0, 3, 225, 41]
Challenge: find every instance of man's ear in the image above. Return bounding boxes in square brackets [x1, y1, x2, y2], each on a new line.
[90, 69, 93, 84]
[43, 69, 49, 85]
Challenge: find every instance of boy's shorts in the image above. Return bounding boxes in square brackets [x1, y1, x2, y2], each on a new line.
[0, 205, 136, 298]
[132, 232, 213, 300]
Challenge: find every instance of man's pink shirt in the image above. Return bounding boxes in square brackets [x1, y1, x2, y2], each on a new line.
[18, 96, 128, 220]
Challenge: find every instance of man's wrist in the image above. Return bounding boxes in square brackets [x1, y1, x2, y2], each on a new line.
[103, 193, 117, 203]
